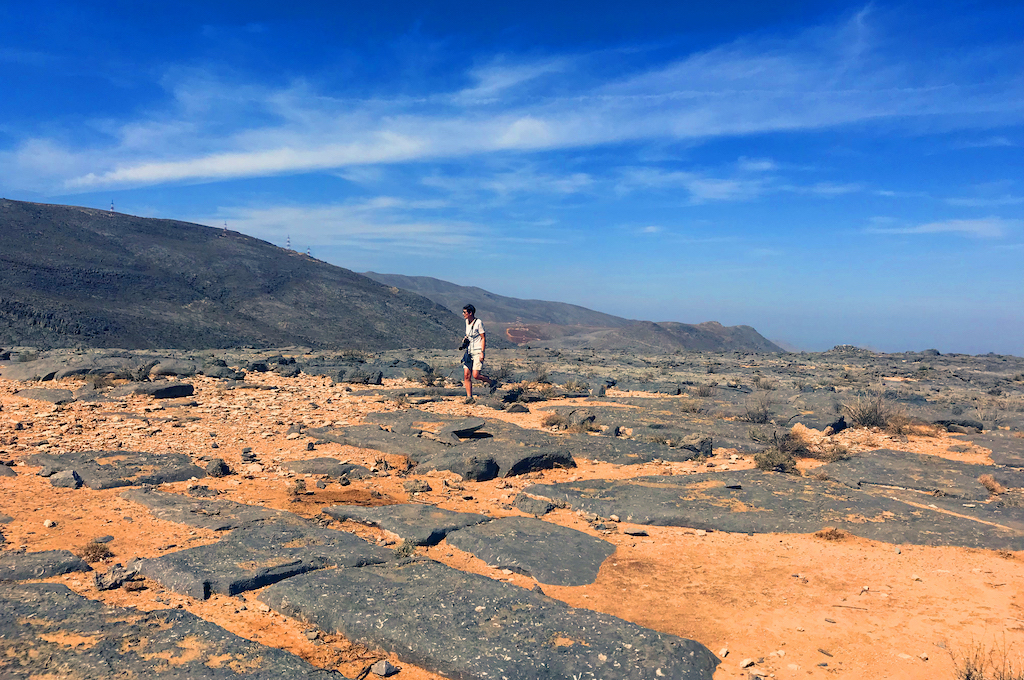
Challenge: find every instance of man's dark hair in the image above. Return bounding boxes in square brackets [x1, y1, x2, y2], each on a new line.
[463, 304, 476, 315]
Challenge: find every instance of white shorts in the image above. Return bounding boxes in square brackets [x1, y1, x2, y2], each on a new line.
[462, 352, 483, 372]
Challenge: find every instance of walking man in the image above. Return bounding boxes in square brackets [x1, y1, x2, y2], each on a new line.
[462, 304, 497, 403]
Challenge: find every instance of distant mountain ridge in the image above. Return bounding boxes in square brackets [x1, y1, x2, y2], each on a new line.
[363, 272, 784, 353]
[0, 199, 462, 350]
[363, 273, 634, 327]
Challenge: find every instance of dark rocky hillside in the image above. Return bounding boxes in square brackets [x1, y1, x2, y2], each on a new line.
[364, 272, 784, 353]
[0, 199, 462, 350]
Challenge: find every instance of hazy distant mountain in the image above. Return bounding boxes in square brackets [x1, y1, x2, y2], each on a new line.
[363, 272, 634, 327]
[363, 272, 784, 353]
[0, 199, 462, 350]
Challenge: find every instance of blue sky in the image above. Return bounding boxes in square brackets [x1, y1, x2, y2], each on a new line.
[2, 1, 1021, 355]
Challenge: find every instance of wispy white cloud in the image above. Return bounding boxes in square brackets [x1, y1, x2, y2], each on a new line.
[457, 58, 569, 101]
[950, 135, 1016, 149]
[201, 198, 484, 254]
[945, 195, 1024, 207]
[784, 181, 863, 196]
[864, 216, 1013, 238]
[616, 168, 766, 203]
[0, 10, 1015, 193]
[737, 157, 777, 172]
[420, 166, 593, 199]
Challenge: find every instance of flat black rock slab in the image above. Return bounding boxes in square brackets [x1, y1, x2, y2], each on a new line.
[872, 486, 1024, 534]
[283, 457, 372, 479]
[324, 503, 490, 545]
[526, 471, 1024, 550]
[0, 583, 346, 679]
[308, 425, 449, 460]
[0, 550, 91, 581]
[122, 487, 303, 531]
[109, 381, 196, 399]
[558, 434, 702, 464]
[14, 387, 76, 404]
[260, 558, 719, 680]
[26, 450, 205, 489]
[964, 432, 1024, 468]
[818, 449, 1021, 500]
[139, 519, 392, 599]
[445, 516, 616, 586]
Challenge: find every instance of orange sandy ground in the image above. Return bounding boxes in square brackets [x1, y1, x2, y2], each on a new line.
[1, 373, 1022, 679]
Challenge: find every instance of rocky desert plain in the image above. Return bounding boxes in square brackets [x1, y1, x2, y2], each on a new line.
[1, 344, 1023, 680]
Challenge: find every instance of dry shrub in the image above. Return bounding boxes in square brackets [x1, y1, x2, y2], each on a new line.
[884, 409, 914, 436]
[695, 384, 715, 398]
[752, 375, 777, 391]
[979, 474, 1006, 495]
[565, 421, 600, 434]
[842, 392, 904, 429]
[814, 527, 847, 541]
[804, 442, 851, 463]
[534, 383, 559, 400]
[542, 413, 566, 428]
[950, 638, 1024, 680]
[677, 398, 703, 414]
[753, 431, 806, 474]
[531, 363, 550, 384]
[562, 378, 590, 393]
[79, 541, 113, 563]
[490, 363, 514, 383]
[743, 393, 775, 424]
[394, 540, 415, 559]
[417, 364, 445, 387]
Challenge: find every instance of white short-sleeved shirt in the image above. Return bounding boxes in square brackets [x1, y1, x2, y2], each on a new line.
[465, 318, 485, 353]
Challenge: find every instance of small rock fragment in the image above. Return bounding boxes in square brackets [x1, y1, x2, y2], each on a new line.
[371, 659, 400, 677]
[206, 458, 230, 477]
[403, 479, 432, 493]
[50, 469, 83, 489]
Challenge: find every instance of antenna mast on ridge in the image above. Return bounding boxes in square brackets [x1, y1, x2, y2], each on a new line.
[110, 200, 115, 212]
[286, 235, 291, 250]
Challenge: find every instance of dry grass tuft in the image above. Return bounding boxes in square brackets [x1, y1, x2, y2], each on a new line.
[79, 541, 114, 562]
[979, 474, 1006, 495]
[695, 384, 715, 398]
[814, 527, 847, 541]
